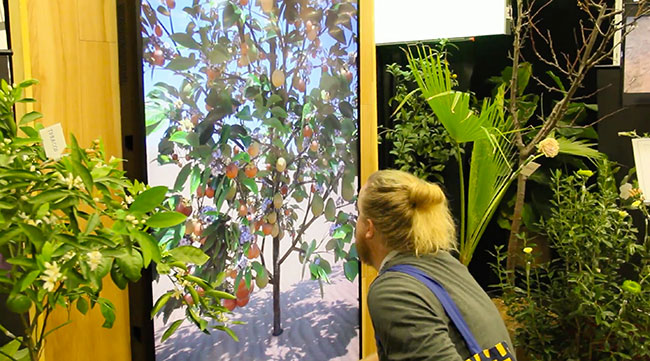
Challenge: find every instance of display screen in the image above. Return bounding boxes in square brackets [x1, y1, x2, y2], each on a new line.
[375, 0, 508, 45]
[624, 16, 650, 94]
[139, 0, 360, 359]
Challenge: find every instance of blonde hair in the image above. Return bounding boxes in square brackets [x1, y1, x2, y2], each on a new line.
[360, 170, 456, 255]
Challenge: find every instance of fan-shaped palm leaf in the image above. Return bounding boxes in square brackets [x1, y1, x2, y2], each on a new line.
[406, 45, 517, 264]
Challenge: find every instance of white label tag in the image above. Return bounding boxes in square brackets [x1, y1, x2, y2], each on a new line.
[632, 138, 650, 204]
[520, 161, 541, 178]
[39, 123, 66, 160]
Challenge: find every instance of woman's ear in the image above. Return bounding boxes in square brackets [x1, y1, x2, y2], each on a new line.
[365, 218, 375, 240]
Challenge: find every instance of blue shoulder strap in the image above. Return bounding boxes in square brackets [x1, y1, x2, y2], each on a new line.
[382, 264, 483, 355]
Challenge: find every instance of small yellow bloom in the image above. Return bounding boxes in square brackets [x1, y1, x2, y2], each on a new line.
[523, 247, 533, 254]
[632, 200, 642, 209]
[538, 138, 560, 158]
[618, 210, 629, 218]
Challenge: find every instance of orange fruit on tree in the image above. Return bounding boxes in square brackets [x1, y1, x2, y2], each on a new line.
[229, 269, 238, 279]
[166, 0, 175, 9]
[247, 142, 260, 157]
[155, 24, 163, 37]
[238, 204, 248, 217]
[245, 164, 258, 178]
[153, 49, 164, 66]
[307, 28, 318, 41]
[247, 243, 261, 259]
[205, 187, 215, 198]
[302, 126, 313, 138]
[223, 298, 237, 311]
[309, 141, 319, 152]
[240, 0, 249, 5]
[184, 293, 194, 305]
[236, 296, 250, 307]
[261, 0, 273, 13]
[206, 68, 218, 82]
[262, 223, 273, 235]
[271, 69, 285, 88]
[225, 163, 238, 179]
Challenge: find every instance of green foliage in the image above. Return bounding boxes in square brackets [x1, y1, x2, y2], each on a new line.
[381, 62, 455, 183]
[493, 162, 650, 360]
[0, 81, 234, 361]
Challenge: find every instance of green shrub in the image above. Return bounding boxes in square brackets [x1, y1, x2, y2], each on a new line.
[494, 161, 650, 360]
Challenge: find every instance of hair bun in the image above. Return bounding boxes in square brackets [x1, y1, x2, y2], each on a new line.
[409, 181, 445, 210]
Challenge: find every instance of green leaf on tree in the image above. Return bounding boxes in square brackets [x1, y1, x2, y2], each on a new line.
[19, 110, 43, 125]
[98, 298, 116, 328]
[169, 131, 190, 145]
[161, 319, 184, 342]
[174, 163, 192, 191]
[134, 230, 162, 267]
[240, 178, 258, 195]
[168, 246, 209, 266]
[129, 186, 169, 214]
[170, 33, 201, 50]
[76, 297, 89, 315]
[344, 260, 359, 281]
[146, 211, 187, 228]
[166, 57, 198, 71]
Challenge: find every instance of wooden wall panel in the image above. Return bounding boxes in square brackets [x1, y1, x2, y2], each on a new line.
[359, 0, 378, 358]
[9, 1, 131, 360]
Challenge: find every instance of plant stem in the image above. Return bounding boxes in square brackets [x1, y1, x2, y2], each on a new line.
[271, 234, 282, 336]
[455, 145, 466, 263]
[506, 164, 528, 272]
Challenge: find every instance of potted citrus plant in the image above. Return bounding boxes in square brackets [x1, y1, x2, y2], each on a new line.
[0, 80, 237, 361]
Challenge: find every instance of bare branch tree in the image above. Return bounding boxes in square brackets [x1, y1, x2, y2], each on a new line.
[505, 0, 649, 270]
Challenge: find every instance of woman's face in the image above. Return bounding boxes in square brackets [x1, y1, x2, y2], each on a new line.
[355, 186, 373, 265]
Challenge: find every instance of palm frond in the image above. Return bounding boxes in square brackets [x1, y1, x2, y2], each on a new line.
[556, 137, 604, 161]
[406, 45, 490, 144]
[463, 86, 517, 264]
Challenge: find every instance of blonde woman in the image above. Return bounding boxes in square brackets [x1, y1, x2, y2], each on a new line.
[357, 170, 513, 361]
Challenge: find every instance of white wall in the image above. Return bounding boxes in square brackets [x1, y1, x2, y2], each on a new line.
[375, 0, 509, 45]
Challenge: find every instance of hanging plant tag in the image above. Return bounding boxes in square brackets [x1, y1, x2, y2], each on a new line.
[632, 138, 650, 204]
[39, 123, 66, 160]
[521, 161, 541, 178]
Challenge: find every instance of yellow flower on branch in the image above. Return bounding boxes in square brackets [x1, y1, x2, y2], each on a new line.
[523, 247, 533, 254]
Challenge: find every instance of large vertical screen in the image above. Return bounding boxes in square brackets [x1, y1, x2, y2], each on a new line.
[139, 0, 360, 360]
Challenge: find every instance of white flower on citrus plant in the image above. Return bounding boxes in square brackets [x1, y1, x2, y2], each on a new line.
[40, 261, 66, 292]
[124, 195, 134, 204]
[86, 251, 102, 271]
[61, 251, 76, 262]
[619, 183, 633, 200]
[538, 137, 560, 158]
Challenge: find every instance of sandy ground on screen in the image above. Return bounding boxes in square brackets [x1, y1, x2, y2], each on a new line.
[146, 141, 360, 361]
[624, 17, 650, 94]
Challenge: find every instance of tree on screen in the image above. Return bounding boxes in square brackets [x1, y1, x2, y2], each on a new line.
[141, 0, 359, 336]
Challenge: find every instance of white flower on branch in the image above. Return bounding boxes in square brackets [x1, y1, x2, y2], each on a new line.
[538, 137, 560, 158]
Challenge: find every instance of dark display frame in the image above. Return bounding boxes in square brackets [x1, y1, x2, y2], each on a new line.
[115, 1, 363, 360]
